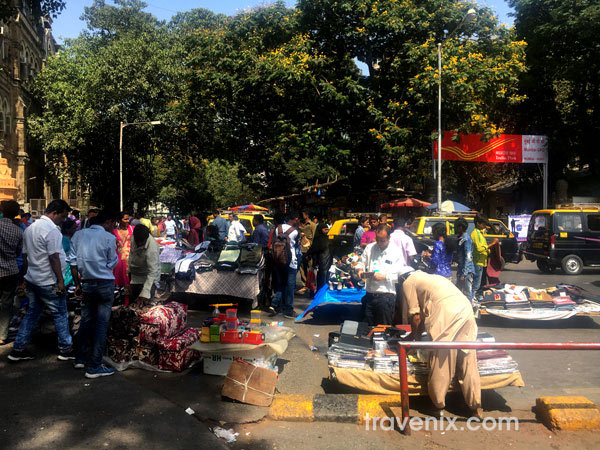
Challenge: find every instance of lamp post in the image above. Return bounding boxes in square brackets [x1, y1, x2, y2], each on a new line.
[119, 120, 161, 211]
[436, 8, 476, 216]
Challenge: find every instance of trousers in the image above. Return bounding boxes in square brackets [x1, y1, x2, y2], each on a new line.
[428, 348, 481, 411]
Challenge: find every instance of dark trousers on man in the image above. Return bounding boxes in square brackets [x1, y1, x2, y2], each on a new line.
[74, 280, 114, 369]
[363, 292, 396, 326]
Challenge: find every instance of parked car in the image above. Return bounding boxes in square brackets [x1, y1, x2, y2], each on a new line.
[407, 215, 522, 265]
[209, 213, 274, 239]
[525, 207, 600, 275]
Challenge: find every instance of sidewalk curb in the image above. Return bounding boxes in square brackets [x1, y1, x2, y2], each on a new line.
[268, 394, 402, 423]
[536, 396, 600, 430]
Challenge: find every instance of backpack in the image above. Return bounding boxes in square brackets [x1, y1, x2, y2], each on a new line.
[270, 225, 295, 267]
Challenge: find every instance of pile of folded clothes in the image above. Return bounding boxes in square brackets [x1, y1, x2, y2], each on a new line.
[216, 243, 242, 271]
[106, 301, 201, 371]
[238, 244, 265, 275]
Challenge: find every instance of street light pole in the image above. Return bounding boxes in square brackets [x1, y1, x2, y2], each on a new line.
[436, 8, 477, 216]
[119, 120, 161, 211]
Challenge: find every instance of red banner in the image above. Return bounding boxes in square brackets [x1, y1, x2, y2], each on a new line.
[433, 132, 547, 164]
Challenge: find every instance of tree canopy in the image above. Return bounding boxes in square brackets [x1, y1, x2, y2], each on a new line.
[28, 0, 537, 212]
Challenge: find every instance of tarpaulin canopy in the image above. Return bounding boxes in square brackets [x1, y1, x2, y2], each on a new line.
[380, 197, 431, 209]
[296, 286, 364, 321]
[230, 204, 269, 212]
[425, 200, 472, 213]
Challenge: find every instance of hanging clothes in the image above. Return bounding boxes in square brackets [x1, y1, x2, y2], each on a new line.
[113, 225, 134, 286]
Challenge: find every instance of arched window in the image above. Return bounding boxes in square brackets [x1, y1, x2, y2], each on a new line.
[0, 99, 5, 135]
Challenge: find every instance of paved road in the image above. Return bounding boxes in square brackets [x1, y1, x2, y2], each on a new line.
[1, 260, 599, 449]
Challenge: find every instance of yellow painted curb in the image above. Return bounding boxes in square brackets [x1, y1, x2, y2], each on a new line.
[268, 394, 315, 422]
[536, 396, 600, 430]
[357, 395, 402, 424]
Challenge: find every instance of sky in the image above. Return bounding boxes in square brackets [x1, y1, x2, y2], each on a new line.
[50, 0, 514, 43]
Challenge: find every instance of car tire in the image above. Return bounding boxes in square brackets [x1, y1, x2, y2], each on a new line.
[536, 260, 555, 274]
[561, 255, 583, 275]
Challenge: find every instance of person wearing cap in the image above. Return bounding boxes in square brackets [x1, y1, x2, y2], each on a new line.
[356, 224, 405, 326]
[400, 270, 482, 419]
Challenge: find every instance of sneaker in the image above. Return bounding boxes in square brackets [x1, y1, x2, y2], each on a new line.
[73, 360, 85, 369]
[85, 365, 115, 379]
[268, 306, 279, 317]
[8, 349, 35, 362]
[283, 311, 297, 319]
[57, 349, 76, 361]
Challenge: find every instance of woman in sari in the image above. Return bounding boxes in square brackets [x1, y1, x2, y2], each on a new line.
[113, 212, 134, 288]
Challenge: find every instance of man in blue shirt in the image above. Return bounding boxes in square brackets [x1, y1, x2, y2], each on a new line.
[454, 218, 476, 303]
[211, 210, 230, 242]
[68, 210, 119, 378]
[251, 214, 270, 248]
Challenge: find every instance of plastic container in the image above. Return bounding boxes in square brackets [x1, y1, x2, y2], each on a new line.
[201, 327, 211, 343]
[226, 318, 238, 331]
[250, 310, 261, 324]
[217, 313, 227, 322]
[226, 308, 238, 319]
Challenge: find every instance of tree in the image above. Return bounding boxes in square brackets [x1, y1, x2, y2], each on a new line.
[28, 0, 183, 210]
[509, 0, 600, 177]
[0, 0, 65, 22]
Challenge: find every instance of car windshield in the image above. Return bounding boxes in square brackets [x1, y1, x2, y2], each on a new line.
[528, 213, 551, 239]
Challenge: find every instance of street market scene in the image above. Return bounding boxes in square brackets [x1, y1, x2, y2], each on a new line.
[0, 0, 600, 449]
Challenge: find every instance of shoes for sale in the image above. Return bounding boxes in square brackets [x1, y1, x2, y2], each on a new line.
[7, 349, 35, 362]
[268, 306, 279, 317]
[283, 311, 297, 319]
[85, 365, 115, 379]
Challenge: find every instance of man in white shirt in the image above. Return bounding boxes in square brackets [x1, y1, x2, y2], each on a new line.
[128, 224, 160, 304]
[268, 211, 300, 319]
[227, 214, 247, 243]
[9, 200, 73, 362]
[356, 224, 405, 326]
[164, 215, 177, 239]
[390, 218, 418, 324]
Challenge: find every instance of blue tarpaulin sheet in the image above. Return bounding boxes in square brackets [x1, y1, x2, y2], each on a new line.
[295, 286, 365, 321]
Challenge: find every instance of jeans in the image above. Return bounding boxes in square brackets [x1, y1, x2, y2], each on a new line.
[0, 274, 19, 340]
[271, 265, 297, 316]
[74, 280, 114, 369]
[13, 281, 72, 353]
[457, 272, 475, 303]
[472, 265, 485, 299]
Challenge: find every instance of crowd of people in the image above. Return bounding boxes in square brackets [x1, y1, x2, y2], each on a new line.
[0, 200, 496, 416]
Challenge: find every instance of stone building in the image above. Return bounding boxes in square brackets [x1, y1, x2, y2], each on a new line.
[0, 1, 57, 212]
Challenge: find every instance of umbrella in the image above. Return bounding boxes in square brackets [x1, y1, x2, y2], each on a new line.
[230, 204, 269, 212]
[425, 200, 472, 213]
[381, 197, 431, 209]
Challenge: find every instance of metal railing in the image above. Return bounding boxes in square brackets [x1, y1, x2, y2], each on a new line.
[396, 341, 600, 435]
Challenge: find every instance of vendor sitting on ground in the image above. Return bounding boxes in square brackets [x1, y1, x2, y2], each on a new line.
[400, 269, 483, 419]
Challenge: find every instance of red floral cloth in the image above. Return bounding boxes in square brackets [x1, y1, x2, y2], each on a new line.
[139, 302, 187, 345]
[158, 327, 202, 371]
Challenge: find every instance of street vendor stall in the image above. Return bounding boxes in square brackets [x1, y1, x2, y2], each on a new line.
[476, 283, 600, 320]
[327, 324, 524, 395]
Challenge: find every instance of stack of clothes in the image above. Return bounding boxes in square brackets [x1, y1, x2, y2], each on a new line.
[106, 301, 202, 371]
[237, 244, 265, 275]
[525, 288, 555, 309]
[216, 243, 241, 271]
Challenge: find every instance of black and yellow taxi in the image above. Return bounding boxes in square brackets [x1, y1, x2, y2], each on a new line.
[525, 206, 600, 275]
[407, 215, 521, 264]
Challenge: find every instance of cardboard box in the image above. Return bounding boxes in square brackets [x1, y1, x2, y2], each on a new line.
[222, 359, 278, 407]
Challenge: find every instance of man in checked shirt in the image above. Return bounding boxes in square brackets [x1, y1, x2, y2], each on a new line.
[0, 200, 24, 346]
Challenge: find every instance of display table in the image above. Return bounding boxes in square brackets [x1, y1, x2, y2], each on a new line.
[172, 269, 264, 303]
[478, 304, 600, 320]
[296, 286, 364, 321]
[330, 366, 525, 396]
